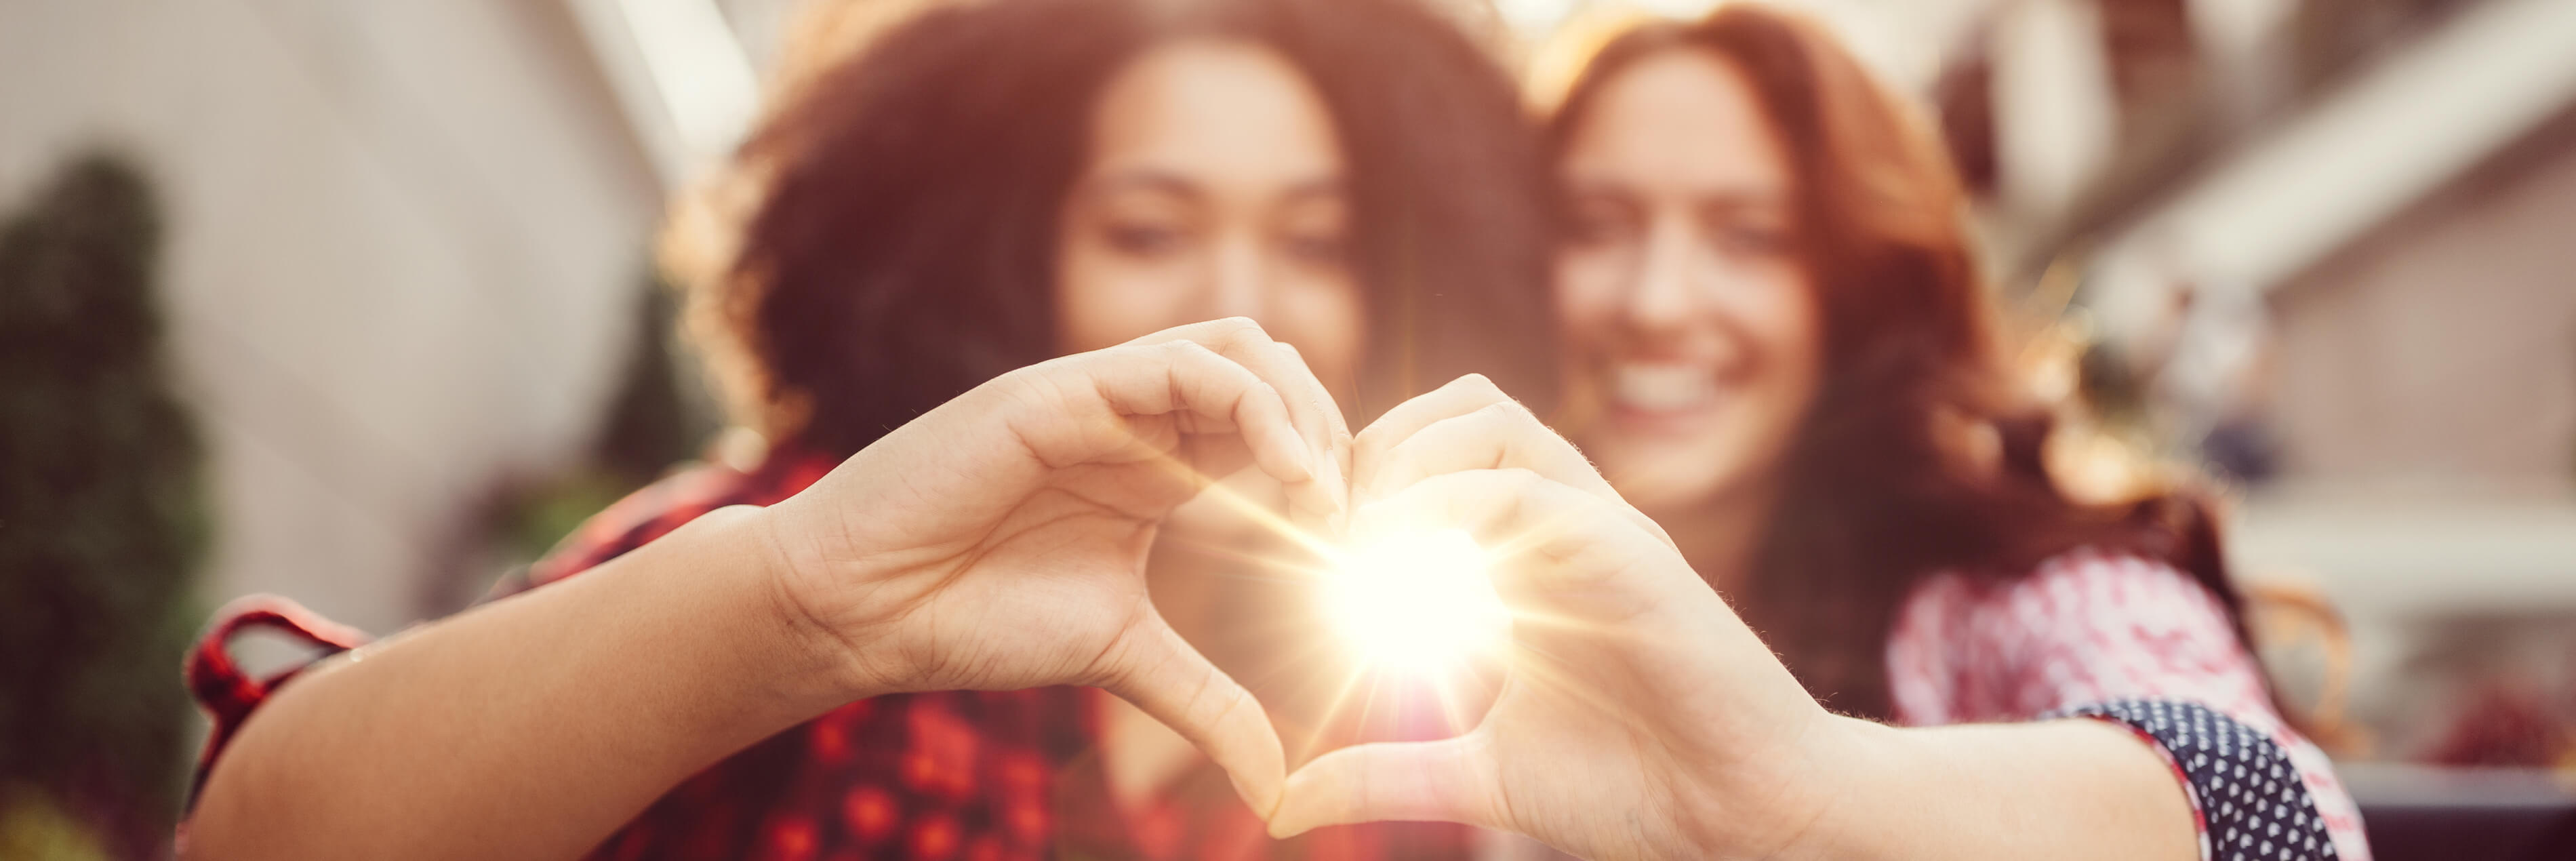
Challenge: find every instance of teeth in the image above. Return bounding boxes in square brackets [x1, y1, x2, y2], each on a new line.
[1610, 363, 1718, 412]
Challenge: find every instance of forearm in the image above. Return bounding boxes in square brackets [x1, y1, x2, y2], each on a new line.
[1776, 717, 2198, 861]
[184, 506, 856, 861]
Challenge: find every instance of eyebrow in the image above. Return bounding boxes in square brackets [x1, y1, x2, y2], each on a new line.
[1080, 167, 1348, 205]
[1566, 177, 1786, 210]
[1083, 168, 1201, 201]
[1276, 176, 1348, 205]
[1692, 191, 1789, 215]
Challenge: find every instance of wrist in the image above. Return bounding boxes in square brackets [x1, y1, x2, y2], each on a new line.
[1674, 712, 1887, 861]
[1753, 716, 1920, 861]
[687, 504, 885, 711]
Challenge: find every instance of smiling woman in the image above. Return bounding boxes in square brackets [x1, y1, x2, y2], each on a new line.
[1266, 5, 2364, 860]
[679, 0, 1555, 460]
[176, 0, 1552, 859]
[1539, 7, 2365, 856]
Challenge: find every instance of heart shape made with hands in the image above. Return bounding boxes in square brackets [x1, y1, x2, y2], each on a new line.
[1146, 464, 1521, 761]
[1066, 363, 1790, 857]
[1133, 373, 1614, 812]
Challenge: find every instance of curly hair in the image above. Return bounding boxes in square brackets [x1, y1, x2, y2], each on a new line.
[664, 0, 1554, 458]
[1546, 5, 2255, 719]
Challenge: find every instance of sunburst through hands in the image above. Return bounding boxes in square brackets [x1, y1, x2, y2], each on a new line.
[1316, 529, 1511, 673]
[1158, 456, 1564, 767]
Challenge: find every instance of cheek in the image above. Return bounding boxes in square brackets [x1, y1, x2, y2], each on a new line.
[1551, 250, 1626, 348]
[1265, 274, 1366, 391]
[1742, 275, 1826, 423]
[1052, 244, 1196, 353]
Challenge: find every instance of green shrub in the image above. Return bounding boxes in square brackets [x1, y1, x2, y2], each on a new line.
[0, 153, 207, 858]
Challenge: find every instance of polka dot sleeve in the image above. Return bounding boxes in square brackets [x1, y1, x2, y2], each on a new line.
[2057, 698, 2339, 861]
[1885, 550, 2371, 859]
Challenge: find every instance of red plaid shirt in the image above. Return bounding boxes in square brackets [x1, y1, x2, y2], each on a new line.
[184, 445, 1474, 861]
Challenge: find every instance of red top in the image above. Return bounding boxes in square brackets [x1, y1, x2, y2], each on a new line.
[182, 447, 1474, 861]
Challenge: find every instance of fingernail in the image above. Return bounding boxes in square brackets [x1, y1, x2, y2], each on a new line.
[1280, 445, 1316, 484]
[1266, 803, 1309, 839]
[1232, 773, 1282, 821]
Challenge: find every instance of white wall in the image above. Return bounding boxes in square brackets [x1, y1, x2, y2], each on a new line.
[2265, 122, 2576, 498]
[0, 0, 663, 637]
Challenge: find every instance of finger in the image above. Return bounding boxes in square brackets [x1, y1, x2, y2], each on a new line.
[1268, 736, 1500, 837]
[1350, 374, 1512, 502]
[1074, 339, 1316, 489]
[1213, 338, 1344, 529]
[1126, 319, 1346, 524]
[1364, 403, 1672, 549]
[1093, 614, 1289, 818]
[1275, 342, 1354, 532]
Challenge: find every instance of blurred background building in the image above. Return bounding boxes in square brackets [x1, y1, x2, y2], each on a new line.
[1, 0, 2571, 856]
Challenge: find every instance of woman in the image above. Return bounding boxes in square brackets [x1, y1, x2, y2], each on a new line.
[180, 0, 1547, 857]
[1267, 6, 2367, 859]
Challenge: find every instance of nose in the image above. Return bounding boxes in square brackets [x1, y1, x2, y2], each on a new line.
[1206, 231, 1268, 321]
[1622, 216, 1699, 334]
[1618, 214, 1750, 369]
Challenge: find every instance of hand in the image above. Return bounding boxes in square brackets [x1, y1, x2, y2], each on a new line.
[1270, 376, 1848, 860]
[755, 318, 1350, 816]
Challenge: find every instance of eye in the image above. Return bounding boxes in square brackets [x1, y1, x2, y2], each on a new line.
[1274, 191, 1353, 270]
[1282, 230, 1349, 268]
[1702, 210, 1793, 260]
[1712, 222, 1788, 256]
[1102, 220, 1186, 256]
[1564, 197, 1640, 246]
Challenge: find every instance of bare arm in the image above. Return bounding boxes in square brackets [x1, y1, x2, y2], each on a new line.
[185, 319, 1346, 861]
[186, 506, 836, 860]
[1775, 717, 2197, 860]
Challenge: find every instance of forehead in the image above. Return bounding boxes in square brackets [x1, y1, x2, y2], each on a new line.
[1082, 37, 1346, 188]
[1563, 48, 1790, 195]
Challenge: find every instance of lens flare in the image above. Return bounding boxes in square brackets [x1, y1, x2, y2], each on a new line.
[1321, 529, 1511, 673]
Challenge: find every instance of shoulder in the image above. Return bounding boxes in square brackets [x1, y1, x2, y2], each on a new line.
[1895, 549, 2235, 652]
[1888, 548, 2261, 724]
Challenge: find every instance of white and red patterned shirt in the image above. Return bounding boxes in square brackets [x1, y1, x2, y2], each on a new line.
[1887, 548, 2370, 860]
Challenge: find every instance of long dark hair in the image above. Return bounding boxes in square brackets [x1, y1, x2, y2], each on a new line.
[1546, 5, 2253, 719]
[668, 0, 1554, 458]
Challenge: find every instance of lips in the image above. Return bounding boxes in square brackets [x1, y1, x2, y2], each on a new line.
[1608, 362, 1720, 414]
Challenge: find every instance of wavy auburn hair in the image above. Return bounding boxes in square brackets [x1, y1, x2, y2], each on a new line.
[666, 0, 1554, 458]
[1546, 5, 2255, 719]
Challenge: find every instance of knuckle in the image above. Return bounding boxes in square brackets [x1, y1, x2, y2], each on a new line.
[1207, 316, 1268, 342]
[992, 364, 1066, 409]
[1158, 339, 1223, 367]
[1468, 399, 1529, 428]
[1350, 422, 1395, 458]
[1447, 372, 1495, 393]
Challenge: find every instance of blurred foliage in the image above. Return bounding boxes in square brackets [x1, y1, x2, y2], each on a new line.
[0, 153, 206, 857]
[477, 275, 715, 578]
[0, 786, 110, 861]
[594, 277, 711, 489]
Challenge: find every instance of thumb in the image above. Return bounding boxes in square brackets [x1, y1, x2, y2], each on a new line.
[1093, 613, 1287, 817]
[1268, 734, 1501, 838]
